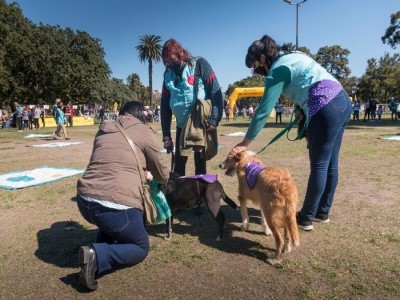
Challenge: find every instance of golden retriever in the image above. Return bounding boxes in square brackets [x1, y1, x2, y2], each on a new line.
[219, 151, 300, 264]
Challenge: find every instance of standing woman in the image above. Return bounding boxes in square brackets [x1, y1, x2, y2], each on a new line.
[76, 101, 169, 290]
[161, 39, 223, 176]
[229, 35, 352, 231]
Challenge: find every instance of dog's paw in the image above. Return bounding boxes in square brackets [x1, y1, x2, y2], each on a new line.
[266, 257, 282, 266]
[263, 226, 272, 236]
[216, 236, 222, 242]
[283, 243, 292, 253]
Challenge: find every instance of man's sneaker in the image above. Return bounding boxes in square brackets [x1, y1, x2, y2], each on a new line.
[313, 213, 330, 224]
[296, 212, 313, 231]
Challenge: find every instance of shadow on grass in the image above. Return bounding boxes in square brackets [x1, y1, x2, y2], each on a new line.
[146, 206, 275, 262]
[35, 220, 97, 292]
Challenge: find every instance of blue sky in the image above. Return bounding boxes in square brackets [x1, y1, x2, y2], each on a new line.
[9, 0, 399, 92]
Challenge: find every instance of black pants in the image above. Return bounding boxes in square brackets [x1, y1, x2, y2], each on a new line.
[174, 127, 206, 176]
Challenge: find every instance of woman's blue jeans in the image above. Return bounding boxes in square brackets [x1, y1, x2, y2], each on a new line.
[76, 195, 149, 274]
[300, 90, 352, 222]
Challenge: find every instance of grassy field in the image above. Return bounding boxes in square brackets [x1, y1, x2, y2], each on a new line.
[0, 116, 399, 299]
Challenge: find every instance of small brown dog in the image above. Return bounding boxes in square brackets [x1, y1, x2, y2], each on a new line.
[219, 151, 300, 264]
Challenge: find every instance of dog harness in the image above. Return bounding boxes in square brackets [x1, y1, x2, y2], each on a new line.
[177, 174, 217, 184]
[245, 162, 266, 189]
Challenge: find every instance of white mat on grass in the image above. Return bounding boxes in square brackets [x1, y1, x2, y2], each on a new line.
[380, 135, 400, 141]
[23, 133, 54, 138]
[0, 166, 84, 190]
[157, 130, 176, 134]
[222, 131, 246, 136]
[27, 141, 84, 148]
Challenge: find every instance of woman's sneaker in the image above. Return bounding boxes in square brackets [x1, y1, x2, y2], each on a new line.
[296, 212, 313, 231]
[313, 213, 330, 224]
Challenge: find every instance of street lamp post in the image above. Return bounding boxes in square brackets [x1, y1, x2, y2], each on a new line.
[283, 0, 308, 49]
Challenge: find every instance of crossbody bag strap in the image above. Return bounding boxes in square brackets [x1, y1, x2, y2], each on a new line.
[193, 57, 201, 100]
[114, 120, 147, 185]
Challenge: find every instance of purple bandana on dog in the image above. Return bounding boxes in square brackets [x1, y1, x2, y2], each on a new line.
[178, 174, 217, 184]
[246, 162, 266, 189]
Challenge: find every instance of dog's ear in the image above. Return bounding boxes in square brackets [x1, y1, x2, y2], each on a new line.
[234, 151, 246, 162]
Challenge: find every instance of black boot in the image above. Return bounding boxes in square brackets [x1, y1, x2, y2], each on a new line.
[78, 246, 98, 291]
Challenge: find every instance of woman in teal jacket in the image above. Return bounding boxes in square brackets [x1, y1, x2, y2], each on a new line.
[229, 35, 352, 231]
[161, 39, 223, 176]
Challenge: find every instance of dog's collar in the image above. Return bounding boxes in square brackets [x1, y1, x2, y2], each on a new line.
[245, 162, 267, 189]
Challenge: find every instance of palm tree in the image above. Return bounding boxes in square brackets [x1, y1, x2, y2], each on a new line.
[135, 35, 162, 107]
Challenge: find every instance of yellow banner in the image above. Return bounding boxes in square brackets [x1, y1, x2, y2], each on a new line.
[41, 116, 95, 128]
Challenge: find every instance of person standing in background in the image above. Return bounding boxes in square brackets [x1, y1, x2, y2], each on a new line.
[33, 105, 41, 129]
[160, 38, 223, 176]
[274, 99, 284, 124]
[68, 104, 74, 127]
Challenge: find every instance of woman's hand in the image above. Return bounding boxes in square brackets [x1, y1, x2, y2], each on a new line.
[163, 139, 173, 153]
[145, 171, 153, 181]
[228, 139, 252, 159]
[205, 123, 216, 132]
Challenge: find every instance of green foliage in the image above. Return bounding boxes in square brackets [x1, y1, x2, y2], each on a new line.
[127, 73, 147, 103]
[135, 35, 163, 107]
[0, 0, 134, 108]
[357, 53, 400, 101]
[315, 45, 351, 81]
[381, 11, 400, 49]
[297, 46, 315, 60]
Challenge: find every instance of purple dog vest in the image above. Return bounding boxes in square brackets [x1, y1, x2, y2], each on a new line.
[246, 162, 267, 189]
[177, 174, 217, 184]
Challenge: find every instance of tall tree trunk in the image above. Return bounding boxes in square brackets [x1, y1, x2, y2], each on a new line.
[148, 59, 153, 107]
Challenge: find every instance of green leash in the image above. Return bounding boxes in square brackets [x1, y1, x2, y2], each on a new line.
[256, 112, 306, 155]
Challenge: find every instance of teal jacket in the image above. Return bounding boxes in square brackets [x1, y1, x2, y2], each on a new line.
[246, 52, 339, 140]
[161, 57, 223, 140]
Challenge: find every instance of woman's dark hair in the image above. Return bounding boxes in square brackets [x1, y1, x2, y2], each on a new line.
[245, 35, 282, 69]
[161, 39, 191, 66]
[119, 101, 146, 124]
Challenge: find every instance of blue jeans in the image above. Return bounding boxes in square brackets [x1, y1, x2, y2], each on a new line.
[174, 127, 206, 176]
[300, 90, 352, 222]
[76, 195, 149, 274]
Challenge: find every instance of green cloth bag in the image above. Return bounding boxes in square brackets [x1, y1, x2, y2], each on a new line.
[149, 179, 172, 223]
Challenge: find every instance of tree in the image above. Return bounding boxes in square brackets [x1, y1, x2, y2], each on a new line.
[381, 11, 400, 49]
[297, 46, 315, 60]
[341, 76, 359, 99]
[357, 53, 400, 102]
[315, 45, 351, 82]
[127, 73, 143, 100]
[101, 78, 136, 108]
[135, 35, 162, 107]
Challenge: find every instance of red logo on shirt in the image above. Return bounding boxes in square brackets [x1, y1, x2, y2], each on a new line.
[187, 75, 195, 85]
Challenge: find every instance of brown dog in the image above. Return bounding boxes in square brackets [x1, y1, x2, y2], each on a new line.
[219, 151, 300, 264]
